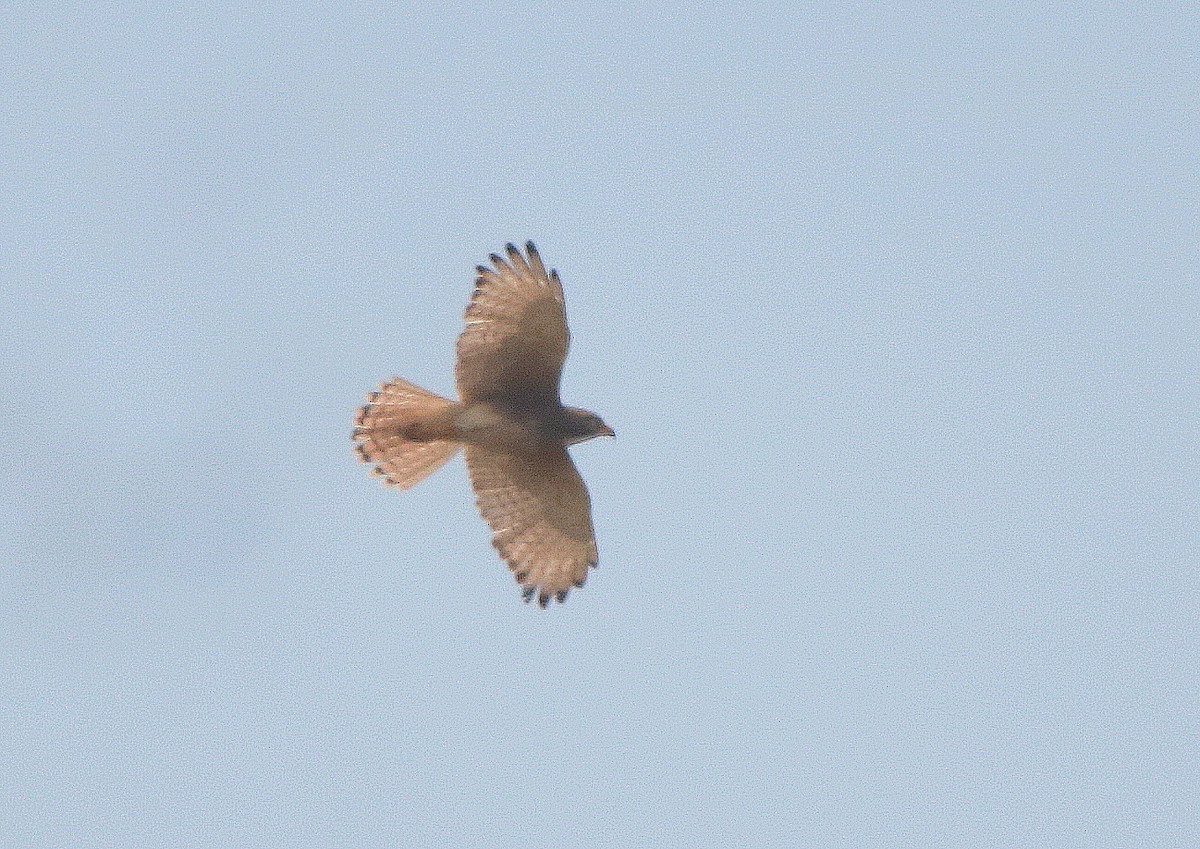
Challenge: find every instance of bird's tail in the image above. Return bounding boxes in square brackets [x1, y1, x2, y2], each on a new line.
[353, 378, 461, 489]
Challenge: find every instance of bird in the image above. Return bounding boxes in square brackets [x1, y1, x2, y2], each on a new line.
[353, 241, 613, 607]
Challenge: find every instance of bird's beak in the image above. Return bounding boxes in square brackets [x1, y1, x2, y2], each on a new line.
[601, 424, 615, 438]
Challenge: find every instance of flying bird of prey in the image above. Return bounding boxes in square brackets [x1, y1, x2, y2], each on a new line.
[353, 242, 613, 607]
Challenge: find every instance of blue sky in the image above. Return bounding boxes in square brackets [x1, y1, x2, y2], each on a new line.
[2, 3, 1197, 847]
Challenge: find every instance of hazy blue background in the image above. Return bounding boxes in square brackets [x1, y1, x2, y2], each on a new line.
[2, 3, 1196, 847]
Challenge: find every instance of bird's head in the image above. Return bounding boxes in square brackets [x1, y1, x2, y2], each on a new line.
[560, 407, 615, 445]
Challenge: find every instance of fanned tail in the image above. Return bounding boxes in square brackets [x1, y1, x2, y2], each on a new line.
[353, 378, 460, 489]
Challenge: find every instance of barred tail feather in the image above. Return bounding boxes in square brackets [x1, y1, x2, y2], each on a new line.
[353, 378, 460, 489]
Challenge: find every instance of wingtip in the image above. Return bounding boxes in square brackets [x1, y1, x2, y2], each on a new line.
[519, 584, 569, 608]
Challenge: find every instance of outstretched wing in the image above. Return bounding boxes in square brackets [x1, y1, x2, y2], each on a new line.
[464, 443, 598, 607]
[455, 241, 569, 409]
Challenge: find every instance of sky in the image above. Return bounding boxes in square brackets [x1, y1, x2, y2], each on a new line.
[2, 2, 1197, 847]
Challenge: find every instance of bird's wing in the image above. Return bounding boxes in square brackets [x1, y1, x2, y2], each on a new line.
[464, 443, 597, 607]
[455, 241, 569, 408]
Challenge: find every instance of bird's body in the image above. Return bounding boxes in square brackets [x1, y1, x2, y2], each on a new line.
[353, 242, 612, 607]
[452, 402, 557, 451]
